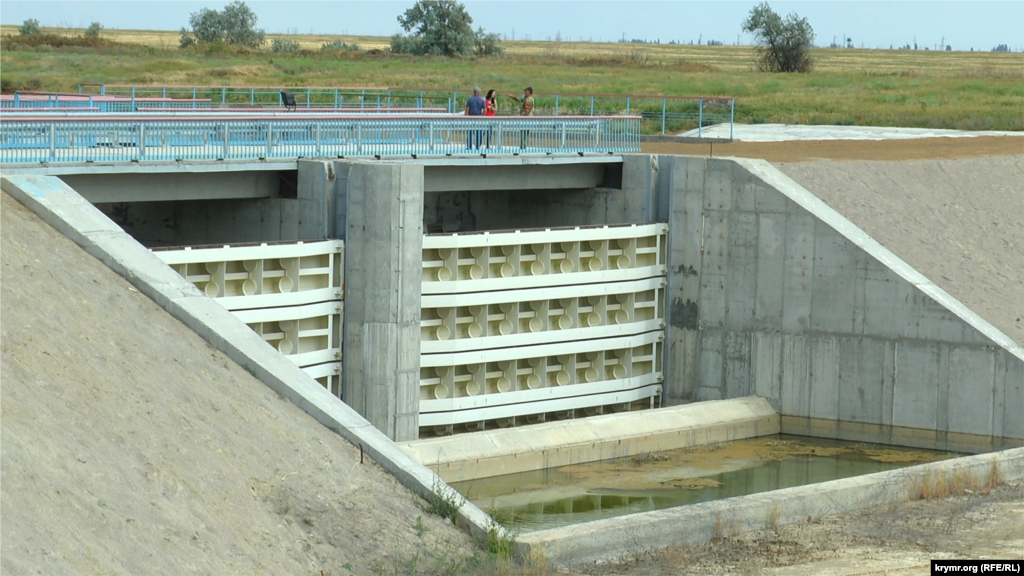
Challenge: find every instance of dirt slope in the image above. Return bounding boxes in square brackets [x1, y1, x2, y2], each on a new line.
[775, 155, 1024, 346]
[0, 191, 476, 575]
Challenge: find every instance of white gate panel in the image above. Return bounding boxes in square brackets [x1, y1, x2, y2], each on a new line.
[422, 223, 667, 295]
[154, 240, 344, 397]
[421, 224, 666, 435]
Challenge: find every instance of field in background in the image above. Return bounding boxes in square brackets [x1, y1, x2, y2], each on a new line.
[2, 25, 1022, 131]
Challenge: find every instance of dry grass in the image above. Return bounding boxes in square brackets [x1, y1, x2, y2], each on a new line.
[2, 26, 1022, 131]
[909, 462, 1005, 501]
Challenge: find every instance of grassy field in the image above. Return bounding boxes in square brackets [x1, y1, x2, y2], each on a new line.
[2, 25, 1022, 131]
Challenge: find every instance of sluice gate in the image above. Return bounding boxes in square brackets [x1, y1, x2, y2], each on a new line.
[153, 240, 345, 396]
[418, 224, 668, 436]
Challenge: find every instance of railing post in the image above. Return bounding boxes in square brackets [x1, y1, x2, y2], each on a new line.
[139, 125, 146, 158]
[222, 123, 229, 158]
[452, 92, 457, 113]
[626, 96, 630, 116]
[429, 123, 434, 152]
[193, 87, 196, 100]
[590, 96, 594, 116]
[100, 85, 106, 95]
[266, 123, 273, 155]
[279, 91, 283, 107]
[221, 87, 226, 106]
[361, 89, 365, 110]
[78, 84, 83, 94]
[661, 98, 667, 135]
[419, 90, 424, 109]
[377, 94, 381, 109]
[387, 88, 391, 108]
[131, 87, 135, 110]
[251, 88, 255, 106]
[13, 93, 19, 108]
[730, 99, 735, 140]
[496, 122, 502, 150]
[307, 88, 311, 108]
[162, 87, 167, 98]
[698, 98, 703, 138]
[334, 89, 339, 109]
[49, 125, 56, 159]
[555, 94, 559, 116]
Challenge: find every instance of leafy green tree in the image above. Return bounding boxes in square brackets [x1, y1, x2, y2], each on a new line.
[19, 19, 41, 36]
[180, 1, 265, 49]
[390, 0, 501, 57]
[85, 22, 103, 37]
[741, 2, 815, 72]
[219, 1, 265, 47]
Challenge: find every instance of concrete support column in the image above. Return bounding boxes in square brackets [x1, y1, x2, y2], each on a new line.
[661, 155, 706, 404]
[342, 162, 424, 441]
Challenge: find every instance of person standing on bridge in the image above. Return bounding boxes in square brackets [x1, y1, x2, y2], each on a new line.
[484, 89, 497, 148]
[507, 87, 534, 150]
[465, 87, 487, 150]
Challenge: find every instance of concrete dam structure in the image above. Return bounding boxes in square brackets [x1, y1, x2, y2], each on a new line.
[3, 148, 1022, 564]
[5, 151, 1021, 447]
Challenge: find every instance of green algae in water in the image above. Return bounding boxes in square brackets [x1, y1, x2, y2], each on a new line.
[450, 435, 956, 534]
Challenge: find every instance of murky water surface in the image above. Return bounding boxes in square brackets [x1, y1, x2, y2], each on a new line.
[450, 435, 955, 533]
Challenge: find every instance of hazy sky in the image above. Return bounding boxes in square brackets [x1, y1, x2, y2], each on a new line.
[2, 1, 1021, 51]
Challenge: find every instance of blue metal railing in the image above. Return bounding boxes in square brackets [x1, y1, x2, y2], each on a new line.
[0, 114, 640, 164]
[80, 85, 734, 136]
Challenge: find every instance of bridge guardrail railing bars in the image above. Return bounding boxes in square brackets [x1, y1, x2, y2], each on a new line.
[71, 85, 734, 137]
[0, 114, 641, 163]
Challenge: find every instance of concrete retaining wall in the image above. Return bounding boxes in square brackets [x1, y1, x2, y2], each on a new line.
[0, 174, 500, 543]
[88, 160, 331, 248]
[516, 446, 1024, 566]
[658, 155, 1024, 453]
[401, 397, 779, 482]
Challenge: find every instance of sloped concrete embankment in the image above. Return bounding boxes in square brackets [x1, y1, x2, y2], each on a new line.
[0, 175, 498, 572]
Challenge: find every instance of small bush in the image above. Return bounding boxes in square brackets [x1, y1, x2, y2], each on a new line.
[2, 33, 112, 49]
[321, 39, 359, 52]
[420, 477, 464, 523]
[271, 38, 300, 53]
[85, 22, 103, 37]
[19, 19, 41, 36]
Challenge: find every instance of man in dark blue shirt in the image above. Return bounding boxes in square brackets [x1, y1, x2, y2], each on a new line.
[465, 87, 487, 150]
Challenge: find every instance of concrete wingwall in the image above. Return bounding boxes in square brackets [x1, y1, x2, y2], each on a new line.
[657, 155, 1024, 453]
